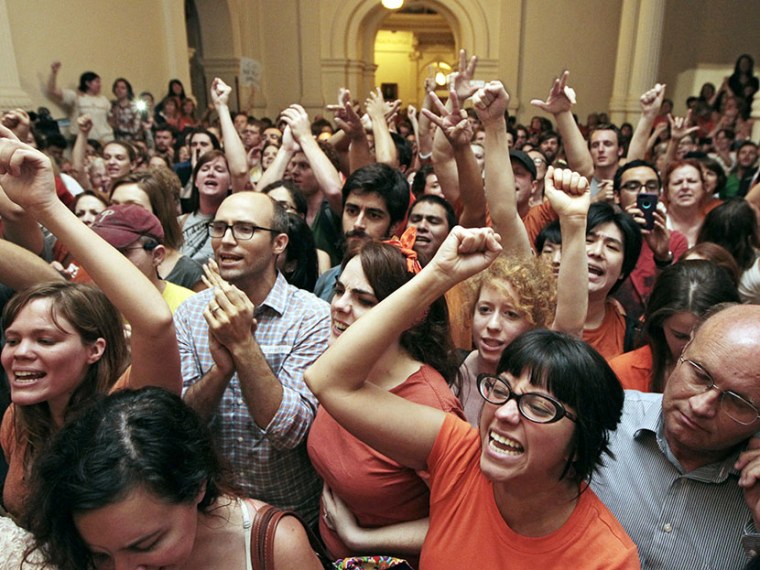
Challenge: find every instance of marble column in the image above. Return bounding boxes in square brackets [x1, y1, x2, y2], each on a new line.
[0, 0, 32, 111]
[609, 0, 666, 125]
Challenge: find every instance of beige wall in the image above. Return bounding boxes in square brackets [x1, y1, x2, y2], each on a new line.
[660, 0, 760, 115]
[6, 0, 191, 117]
[5, 0, 758, 131]
[516, 0, 623, 125]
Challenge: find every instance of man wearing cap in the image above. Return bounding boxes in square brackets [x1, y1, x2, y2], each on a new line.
[90, 204, 194, 313]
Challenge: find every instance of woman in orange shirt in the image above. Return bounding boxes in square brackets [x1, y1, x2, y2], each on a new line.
[306, 227, 639, 569]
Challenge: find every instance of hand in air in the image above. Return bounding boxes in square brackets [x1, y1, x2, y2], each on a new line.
[544, 166, 590, 220]
[530, 71, 577, 115]
[421, 90, 472, 148]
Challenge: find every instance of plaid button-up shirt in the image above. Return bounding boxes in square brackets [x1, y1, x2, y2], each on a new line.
[175, 273, 330, 524]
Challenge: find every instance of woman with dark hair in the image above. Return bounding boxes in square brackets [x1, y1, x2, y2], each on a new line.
[72, 190, 108, 227]
[727, 54, 759, 120]
[277, 212, 320, 292]
[179, 149, 230, 264]
[46, 60, 113, 142]
[178, 78, 249, 264]
[306, 236, 463, 566]
[154, 78, 187, 123]
[158, 96, 182, 130]
[697, 198, 760, 303]
[102, 140, 136, 181]
[262, 180, 332, 274]
[0, 129, 181, 519]
[109, 77, 143, 143]
[305, 227, 638, 568]
[699, 156, 728, 197]
[110, 168, 204, 289]
[23, 388, 323, 570]
[609, 260, 739, 392]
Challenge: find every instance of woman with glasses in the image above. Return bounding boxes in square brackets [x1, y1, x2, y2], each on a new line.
[305, 227, 639, 568]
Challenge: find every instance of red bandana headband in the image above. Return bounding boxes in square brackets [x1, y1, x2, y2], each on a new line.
[383, 226, 422, 275]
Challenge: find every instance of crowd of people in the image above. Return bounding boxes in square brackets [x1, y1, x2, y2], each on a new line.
[0, 49, 758, 569]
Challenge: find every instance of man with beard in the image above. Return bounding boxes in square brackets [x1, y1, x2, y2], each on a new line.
[313, 163, 410, 301]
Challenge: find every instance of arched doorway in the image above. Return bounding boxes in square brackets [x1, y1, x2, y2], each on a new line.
[374, 4, 456, 107]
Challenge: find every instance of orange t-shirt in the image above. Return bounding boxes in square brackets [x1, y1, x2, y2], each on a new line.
[523, 200, 557, 249]
[609, 345, 653, 392]
[420, 415, 640, 569]
[583, 300, 628, 361]
[1, 367, 132, 518]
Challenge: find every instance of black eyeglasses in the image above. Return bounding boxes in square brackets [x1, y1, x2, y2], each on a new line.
[207, 221, 275, 241]
[621, 180, 659, 193]
[678, 355, 760, 425]
[476, 374, 576, 424]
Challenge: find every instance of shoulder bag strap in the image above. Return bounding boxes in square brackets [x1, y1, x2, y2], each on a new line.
[251, 504, 286, 570]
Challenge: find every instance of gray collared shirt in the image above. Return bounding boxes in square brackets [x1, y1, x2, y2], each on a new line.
[591, 390, 760, 569]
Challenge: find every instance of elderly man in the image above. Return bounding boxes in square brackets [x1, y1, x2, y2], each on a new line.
[592, 304, 760, 568]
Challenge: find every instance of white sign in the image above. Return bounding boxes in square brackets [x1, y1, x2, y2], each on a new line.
[239, 58, 262, 88]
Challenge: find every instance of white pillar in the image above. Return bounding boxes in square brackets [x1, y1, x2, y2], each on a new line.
[609, 0, 666, 125]
[0, 0, 32, 111]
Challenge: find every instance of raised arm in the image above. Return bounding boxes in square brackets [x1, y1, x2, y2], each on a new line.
[0, 239, 64, 290]
[544, 167, 590, 338]
[1, 109, 32, 145]
[72, 115, 93, 190]
[282, 104, 343, 213]
[416, 80, 436, 165]
[472, 81, 531, 257]
[365, 88, 398, 168]
[627, 83, 666, 161]
[664, 110, 699, 168]
[256, 125, 298, 191]
[0, 126, 181, 394]
[305, 226, 502, 470]
[46, 61, 64, 103]
[423, 90, 486, 227]
[430, 50, 480, 209]
[531, 71, 593, 177]
[210, 78, 249, 192]
[329, 88, 372, 174]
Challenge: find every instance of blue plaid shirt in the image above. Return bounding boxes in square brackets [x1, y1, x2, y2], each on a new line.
[175, 272, 330, 524]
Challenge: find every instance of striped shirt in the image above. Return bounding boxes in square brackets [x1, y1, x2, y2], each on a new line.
[591, 390, 760, 569]
[175, 272, 330, 525]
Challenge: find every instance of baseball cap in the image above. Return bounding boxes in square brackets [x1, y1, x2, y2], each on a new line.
[90, 204, 164, 249]
[509, 150, 537, 180]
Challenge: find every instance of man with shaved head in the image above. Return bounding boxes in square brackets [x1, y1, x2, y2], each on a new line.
[174, 191, 329, 525]
[592, 304, 760, 568]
